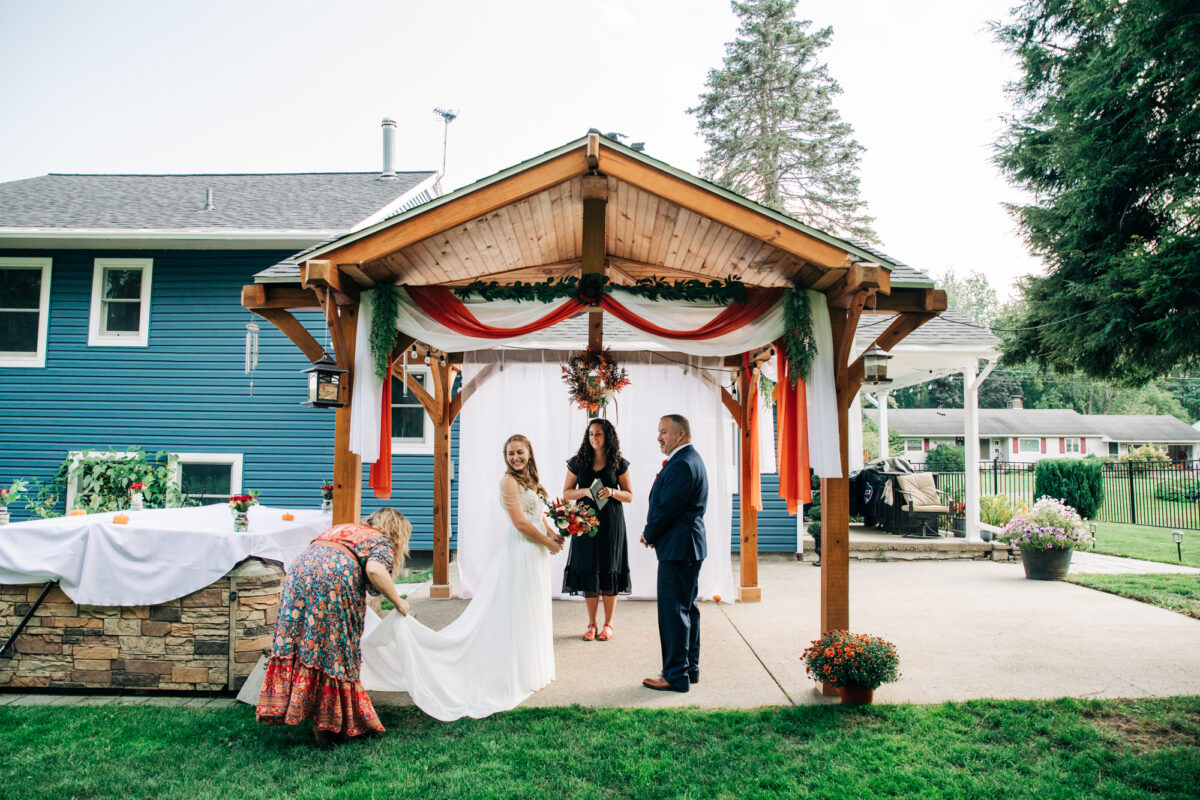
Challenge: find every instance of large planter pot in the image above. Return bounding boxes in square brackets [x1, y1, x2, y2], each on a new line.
[839, 685, 874, 705]
[1019, 546, 1074, 580]
[951, 516, 966, 537]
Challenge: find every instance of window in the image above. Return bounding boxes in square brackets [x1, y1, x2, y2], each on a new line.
[65, 450, 139, 511]
[1064, 438, 1081, 454]
[1018, 438, 1041, 454]
[173, 453, 243, 504]
[0, 257, 52, 367]
[89, 258, 152, 346]
[904, 439, 923, 454]
[1109, 442, 1119, 456]
[391, 368, 433, 454]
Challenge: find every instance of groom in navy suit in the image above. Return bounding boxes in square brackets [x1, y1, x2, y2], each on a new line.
[641, 414, 708, 692]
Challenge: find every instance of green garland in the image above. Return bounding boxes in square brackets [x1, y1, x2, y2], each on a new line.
[780, 288, 817, 385]
[452, 274, 748, 305]
[369, 284, 400, 381]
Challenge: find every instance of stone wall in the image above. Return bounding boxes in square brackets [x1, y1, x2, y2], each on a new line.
[0, 558, 282, 692]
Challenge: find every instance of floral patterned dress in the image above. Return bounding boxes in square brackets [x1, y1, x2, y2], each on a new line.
[256, 523, 394, 736]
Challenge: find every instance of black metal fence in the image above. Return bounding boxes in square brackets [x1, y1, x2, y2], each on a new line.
[923, 459, 1200, 531]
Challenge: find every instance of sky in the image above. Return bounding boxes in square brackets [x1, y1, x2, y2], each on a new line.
[0, 0, 1041, 298]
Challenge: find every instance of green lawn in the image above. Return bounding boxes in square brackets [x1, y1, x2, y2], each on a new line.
[3, 698, 1199, 799]
[1067, 574, 1200, 619]
[1091, 522, 1200, 568]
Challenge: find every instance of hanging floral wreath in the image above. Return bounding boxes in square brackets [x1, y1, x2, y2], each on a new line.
[561, 347, 631, 413]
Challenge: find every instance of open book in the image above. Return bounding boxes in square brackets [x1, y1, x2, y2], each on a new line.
[589, 478, 609, 511]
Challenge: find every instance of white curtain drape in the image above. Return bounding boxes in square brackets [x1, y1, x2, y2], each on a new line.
[804, 290, 842, 478]
[457, 351, 735, 602]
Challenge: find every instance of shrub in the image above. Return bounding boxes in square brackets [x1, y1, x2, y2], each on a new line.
[37, 447, 194, 515]
[1033, 458, 1104, 519]
[925, 444, 965, 473]
[979, 494, 1018, 527]
[1119, 445, 1171, 466]
[1154, 475, 1200, 503]
[801, 630, 900, 689]
[999, 496, 1092, 551]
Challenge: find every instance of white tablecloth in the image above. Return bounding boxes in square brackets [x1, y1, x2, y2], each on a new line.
[0, 504, 331, 606]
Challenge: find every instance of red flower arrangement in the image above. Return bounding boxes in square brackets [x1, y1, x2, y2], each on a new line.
[129, 482, 146, 491]
[801, 630, 900, 689]
[321, 481, 334, 501]
[561, 347, 631, 413]
[228, 491, 259, 513]
[545, 498, 600, 538]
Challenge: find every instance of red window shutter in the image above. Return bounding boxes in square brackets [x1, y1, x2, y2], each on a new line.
[1041, 438, 1047, 454]
[924, 438, 929, 452]
[1080, 438, 1087, 454]
[1059, 437, 1065, 454]
[1012, 438, 1018, 454]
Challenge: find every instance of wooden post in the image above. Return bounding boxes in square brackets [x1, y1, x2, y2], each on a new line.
[332, 303, 361, 525]
[736, 368, 761, 602]
[820, 304, 853, 695]
[582, 174, 607, 351]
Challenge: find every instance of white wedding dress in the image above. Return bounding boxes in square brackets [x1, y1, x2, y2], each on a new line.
[360, 482, 555, 721]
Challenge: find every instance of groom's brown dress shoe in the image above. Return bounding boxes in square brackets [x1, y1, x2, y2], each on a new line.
[643, 676, 689, 693]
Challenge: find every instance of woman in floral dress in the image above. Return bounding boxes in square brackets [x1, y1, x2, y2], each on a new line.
[257, 507, 411, 744]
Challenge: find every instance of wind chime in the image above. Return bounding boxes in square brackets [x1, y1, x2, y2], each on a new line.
[245, 321, 259, 396]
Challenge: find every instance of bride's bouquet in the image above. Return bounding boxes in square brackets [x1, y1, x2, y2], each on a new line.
[546, 497, 600, 538]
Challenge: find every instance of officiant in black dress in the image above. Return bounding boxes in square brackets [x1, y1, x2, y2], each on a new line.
[561, 419, 633, 641]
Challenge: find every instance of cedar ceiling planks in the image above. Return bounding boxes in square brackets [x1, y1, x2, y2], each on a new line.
[366, 175, 818, 288]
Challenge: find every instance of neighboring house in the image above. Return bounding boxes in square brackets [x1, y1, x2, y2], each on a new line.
[0, 126, 441, 528]
[864, 405, 1200, 465]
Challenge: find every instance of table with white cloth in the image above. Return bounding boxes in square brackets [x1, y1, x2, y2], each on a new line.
[0, 504, 330, 606]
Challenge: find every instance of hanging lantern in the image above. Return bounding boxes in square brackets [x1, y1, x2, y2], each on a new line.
[301, 355, 348, 408]
[862, 344, 893, 385]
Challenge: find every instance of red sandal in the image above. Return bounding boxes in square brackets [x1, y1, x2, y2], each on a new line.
[597, 623, 614, 641]
[582, 623, 597, 641]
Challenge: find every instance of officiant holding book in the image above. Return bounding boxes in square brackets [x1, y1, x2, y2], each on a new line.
[561, 419, 633, 641]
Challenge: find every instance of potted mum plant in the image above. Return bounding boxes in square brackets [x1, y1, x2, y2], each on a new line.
[801, 630, 900, 704]
[999, 496, 1092, 580]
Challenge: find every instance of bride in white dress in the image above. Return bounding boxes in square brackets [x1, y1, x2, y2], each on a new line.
[361, 434, 564, 721]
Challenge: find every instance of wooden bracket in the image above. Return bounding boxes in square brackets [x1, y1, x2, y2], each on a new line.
[303, 260, 361, 305]
[241, 284, 322, 310]
[251, 308, 326, 364]
[586, 132, 601, 171]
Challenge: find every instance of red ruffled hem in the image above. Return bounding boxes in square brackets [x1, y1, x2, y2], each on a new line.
[255, 655, 385, 737]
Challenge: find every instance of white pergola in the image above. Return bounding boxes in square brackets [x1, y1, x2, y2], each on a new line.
[854, 308, 1001, 541]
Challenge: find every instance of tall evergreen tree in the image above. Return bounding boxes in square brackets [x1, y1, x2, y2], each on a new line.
[692, 0, 877, 242]
[994, 0, 1200, 384]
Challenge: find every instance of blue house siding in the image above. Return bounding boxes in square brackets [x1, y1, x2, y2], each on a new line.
[731, 473, 800, 553]
[0, 247, 455, 549]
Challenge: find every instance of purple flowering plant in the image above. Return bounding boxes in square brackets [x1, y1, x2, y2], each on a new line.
[999, 496, 1092, 551]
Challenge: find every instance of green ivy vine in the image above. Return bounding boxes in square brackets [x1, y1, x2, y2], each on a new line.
[369, 284, 401, 381]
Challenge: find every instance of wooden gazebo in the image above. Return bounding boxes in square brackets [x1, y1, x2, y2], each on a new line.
[242, 133, 946, 662]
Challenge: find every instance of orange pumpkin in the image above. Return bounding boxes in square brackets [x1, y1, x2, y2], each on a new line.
[281, 513, 295, 521]
[113, 514, 130, 524]
[69, 509, 86, 516]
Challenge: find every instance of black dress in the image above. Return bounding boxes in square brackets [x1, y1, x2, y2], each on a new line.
[561, 456, 632, 597]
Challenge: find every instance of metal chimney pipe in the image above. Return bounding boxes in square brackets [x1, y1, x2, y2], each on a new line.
[380, 118, 396, 180]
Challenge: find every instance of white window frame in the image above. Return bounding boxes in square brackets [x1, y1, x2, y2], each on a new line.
[391, 366, 434, 455]
[65, 450, 139, 511]
[1064, 438, 1081, 454]
[0, 257, 52, 368]
[172, 452, 244, 503]
[1018, 438, 1041, 454]
[904, 439, 924, 454]
[88, 258, 152, 347]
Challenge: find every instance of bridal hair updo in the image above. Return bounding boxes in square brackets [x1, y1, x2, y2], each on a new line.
[503, 434, 548, 500]
[364, 507, 412, 575]
[568, 418, 623, 478]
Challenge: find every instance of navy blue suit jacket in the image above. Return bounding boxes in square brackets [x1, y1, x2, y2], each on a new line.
[643, 444, 708, 562]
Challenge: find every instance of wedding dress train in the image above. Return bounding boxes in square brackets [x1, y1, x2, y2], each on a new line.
[360, 483, 555, 721]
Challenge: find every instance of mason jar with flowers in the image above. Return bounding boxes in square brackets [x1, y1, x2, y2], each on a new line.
[999, 496, 1092, 580]
[129, 482, 147, 512]
[320, 480, 334, 512]
[801, 629, 900, 705]
[228, 491, 259, 533]
[0, 479, 28, 525]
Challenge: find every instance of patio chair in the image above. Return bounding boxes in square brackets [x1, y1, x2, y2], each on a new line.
[895, 472, 950, 539]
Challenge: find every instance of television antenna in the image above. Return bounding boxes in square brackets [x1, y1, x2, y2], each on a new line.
[433, 107, 458, 178]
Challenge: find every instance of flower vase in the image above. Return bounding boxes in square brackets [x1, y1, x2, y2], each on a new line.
[839, 685, 874, 705]
[321, 497, 333, 513]
[129, 493, 144, 512]
[0, 506, 8, 526]
[232, 510, 249, 533]
[1019, 546, 1073, 580]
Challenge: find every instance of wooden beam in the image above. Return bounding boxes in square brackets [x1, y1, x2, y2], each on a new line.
[391, 361, 438, 424]
[429, 359, 455, 600]
[332, 304, 361, 526]
[598, 148, 853, 268]
[825, 263, 888, 309]
[314, 288, 352, 372]
[251, 308, 326, 364]
[736, 366, 761, 602]
[586, 132, 600, 171]
[442, 259, 582, 286]
[340, 263, 377, 288]
[873, 288, 948, 314]
[240, 284, 321, 310]
[582, 174, 606, 351]
[313, 149, 590, 268]
[868, 312, 939, 354]
[819, 395, 851, 694]
[832, 290, 869, 383]
[721, 387, 745, 428]
[303, 260, 360, 305]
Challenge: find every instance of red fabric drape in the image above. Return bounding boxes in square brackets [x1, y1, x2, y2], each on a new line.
[743, 354, 762, 512]
[406, 286, 586, 338]
[774, 346, 812, 515]
[369, 356, 393, 499]
[599, 288, 783, 340]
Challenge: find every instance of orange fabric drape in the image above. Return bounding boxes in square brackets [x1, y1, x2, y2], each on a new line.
[600, 287, 783, 340]
[406, 286, 586, 338]
[774, 346, 812, 515]
[743, 354, 763, 512]
[368, 356, 393, 499]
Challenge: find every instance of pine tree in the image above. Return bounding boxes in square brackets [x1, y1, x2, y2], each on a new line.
[691, 0, 876, 242]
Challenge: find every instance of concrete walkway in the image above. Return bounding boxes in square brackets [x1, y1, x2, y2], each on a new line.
[5, 556, 1198, 710]
[1070, 550, 1200, 575]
